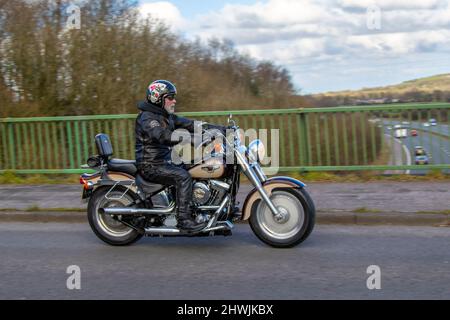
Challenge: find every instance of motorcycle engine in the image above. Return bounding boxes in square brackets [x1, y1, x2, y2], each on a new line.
[192, 180, 229, 207]
[192, 182, 211, 206]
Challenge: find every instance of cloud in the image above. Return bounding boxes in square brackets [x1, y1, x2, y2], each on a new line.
[139, 1, 186, 31]
[190, 0, 450, 57]
[195, 0, 348, 44]
[338, 0, 447, 11]
[347, 29, 450, 54]
[137, 0, 450, 92]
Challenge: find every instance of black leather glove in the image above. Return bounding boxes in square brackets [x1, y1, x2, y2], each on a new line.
[205, 124, 227, 136]
[206, 123, 225, 130]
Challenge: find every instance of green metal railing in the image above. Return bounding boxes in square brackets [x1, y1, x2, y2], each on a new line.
[0, 103, 449, 174]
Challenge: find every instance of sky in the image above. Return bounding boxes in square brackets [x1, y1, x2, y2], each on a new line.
[139, 0, 450, 94]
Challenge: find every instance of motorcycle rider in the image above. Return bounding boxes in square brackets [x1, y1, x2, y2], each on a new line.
[135, 80, 224, 232]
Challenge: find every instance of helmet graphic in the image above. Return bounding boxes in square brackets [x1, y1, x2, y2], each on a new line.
[146, 80, 177, 106]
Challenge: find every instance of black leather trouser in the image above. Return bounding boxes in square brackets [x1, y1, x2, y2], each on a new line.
[139, 164, 193, 219]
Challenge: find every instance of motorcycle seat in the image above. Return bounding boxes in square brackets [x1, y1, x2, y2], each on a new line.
[107, 159, 137, 176]
[135, 174, 165, 194]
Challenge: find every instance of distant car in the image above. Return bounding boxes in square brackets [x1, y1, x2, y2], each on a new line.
[429, 118, 437, 126]
[414, 146, 426, 156]
[401, 121, 410, 128]
[387, 126, 392, 130]
[423, 122, 430, 127]
[394, 127, 408, 138]
[415, 155, 429, 165]
[411, 130, 418, 137]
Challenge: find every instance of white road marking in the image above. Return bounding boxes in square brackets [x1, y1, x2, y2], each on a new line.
[384, 134, 411, 174]
[400, 141, 412, 174]
[440, 147, 450, 158]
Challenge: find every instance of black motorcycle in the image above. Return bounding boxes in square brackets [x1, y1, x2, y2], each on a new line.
[80, 115, 315, 248]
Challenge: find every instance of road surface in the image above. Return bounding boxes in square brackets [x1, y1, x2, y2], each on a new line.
[383, 120, 449, 174]
[0, 222, 449, 300]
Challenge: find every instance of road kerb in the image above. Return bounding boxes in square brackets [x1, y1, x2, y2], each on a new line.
[317, 211, 449, 226]
[0, 210, 448, 226]
[0, 211, 86, 223]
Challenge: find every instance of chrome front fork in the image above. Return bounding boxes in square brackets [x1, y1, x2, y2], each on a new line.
[235, 149, 282, 218]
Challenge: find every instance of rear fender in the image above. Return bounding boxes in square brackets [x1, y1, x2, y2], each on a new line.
[81, 172, 137, 196]
[241, 176, 306, 221]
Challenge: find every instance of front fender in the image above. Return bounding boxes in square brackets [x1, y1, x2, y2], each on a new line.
[241, 176, 306, 221]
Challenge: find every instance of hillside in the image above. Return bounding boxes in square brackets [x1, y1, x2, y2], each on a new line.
[308, 73, 450, 106]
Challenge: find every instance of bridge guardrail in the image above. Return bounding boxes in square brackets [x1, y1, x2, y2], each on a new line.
[0, 103, 449, 174]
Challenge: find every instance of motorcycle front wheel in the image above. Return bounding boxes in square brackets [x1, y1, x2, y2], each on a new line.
[249, 188, 315, 248]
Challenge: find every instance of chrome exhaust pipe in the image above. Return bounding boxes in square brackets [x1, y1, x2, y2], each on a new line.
[203, 221, 234, 232]
[197, 205, 220, 211]
[100, 204, 175, 216]
[144, 227, 181, 234]
[144, 221, 234, 235]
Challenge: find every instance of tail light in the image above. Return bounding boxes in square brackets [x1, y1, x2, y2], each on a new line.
[79, 177, 93, 190]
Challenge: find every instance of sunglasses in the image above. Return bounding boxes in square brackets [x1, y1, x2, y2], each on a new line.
[165, 95, 176, 101]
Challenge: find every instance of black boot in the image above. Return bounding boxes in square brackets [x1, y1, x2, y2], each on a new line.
[177, 217, 207, 233]
[177, 203, 207, 232]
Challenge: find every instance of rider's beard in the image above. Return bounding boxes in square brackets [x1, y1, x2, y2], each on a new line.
[164, 104, 175, 114]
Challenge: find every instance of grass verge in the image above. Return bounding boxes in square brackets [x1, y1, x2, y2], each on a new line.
[282, 170, 450, 182]
[0, 171, 79, 184]
[354, 209, 450, 215]
[0, 206, 85, 212]
[0, 169, 449, 185]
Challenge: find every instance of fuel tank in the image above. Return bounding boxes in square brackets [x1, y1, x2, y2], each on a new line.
[188, 157, 226, 179]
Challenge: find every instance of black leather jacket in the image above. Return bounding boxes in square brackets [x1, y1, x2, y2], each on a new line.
[135, 101, 196, 168]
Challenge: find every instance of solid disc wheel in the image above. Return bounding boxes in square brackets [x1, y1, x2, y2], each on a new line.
[249, 189, 315, 248]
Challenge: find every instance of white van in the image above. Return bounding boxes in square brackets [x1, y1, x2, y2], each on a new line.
[394, 127, 408, 138]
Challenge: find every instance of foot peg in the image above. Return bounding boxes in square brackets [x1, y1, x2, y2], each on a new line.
[231, 206, 241, 219]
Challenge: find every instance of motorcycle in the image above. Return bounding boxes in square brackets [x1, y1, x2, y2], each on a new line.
[80, 115, 315, 248]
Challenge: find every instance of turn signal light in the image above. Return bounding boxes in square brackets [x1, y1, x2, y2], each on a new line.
[79, 177, 93, 190]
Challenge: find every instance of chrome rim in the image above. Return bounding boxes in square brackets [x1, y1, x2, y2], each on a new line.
[256, 191, 305, 240]
[94, 192, 134, 237]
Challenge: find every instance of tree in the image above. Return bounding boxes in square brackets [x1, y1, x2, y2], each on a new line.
[0, 0, 304, 117]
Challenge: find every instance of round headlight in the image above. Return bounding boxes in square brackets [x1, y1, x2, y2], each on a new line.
[248, 139, 265, 163]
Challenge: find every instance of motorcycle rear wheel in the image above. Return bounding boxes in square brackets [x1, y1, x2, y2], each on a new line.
[249, 188, 315, 248]
[87, 187, 143, 246]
